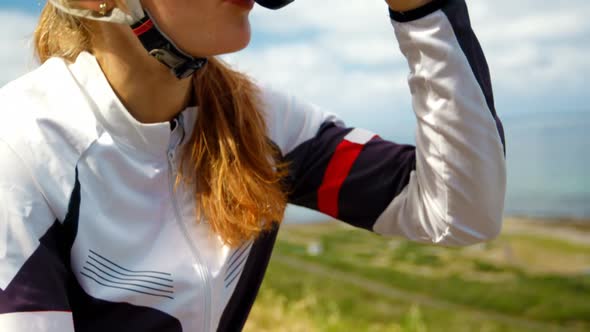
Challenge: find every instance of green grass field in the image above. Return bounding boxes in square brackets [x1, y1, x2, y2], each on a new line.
[244, 219, 590, 331]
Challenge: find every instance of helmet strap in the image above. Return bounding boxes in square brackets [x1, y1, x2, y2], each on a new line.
[131, 11, 208, 79]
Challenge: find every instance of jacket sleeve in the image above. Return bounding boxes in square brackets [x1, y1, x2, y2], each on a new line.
[0, 139, 75, 331]
[282, 0, 507, 246]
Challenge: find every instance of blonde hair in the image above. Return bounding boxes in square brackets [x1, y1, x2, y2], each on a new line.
[34, 1, 288, 247]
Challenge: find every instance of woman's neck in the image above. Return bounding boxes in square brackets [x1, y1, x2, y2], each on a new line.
[91, 21, 195, 124]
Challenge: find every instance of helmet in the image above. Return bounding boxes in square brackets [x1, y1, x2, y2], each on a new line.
[255, 0, 295, 10]
[48, 0, 295, 79]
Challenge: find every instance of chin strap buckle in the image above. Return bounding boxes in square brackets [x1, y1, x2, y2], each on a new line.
[131, 12, 207, 79]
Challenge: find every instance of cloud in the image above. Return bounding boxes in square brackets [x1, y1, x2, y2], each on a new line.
[1, 1, 587, 222]
[225, 40, 410, 117]
[0, 10, 38, 86]
[225, 1, 415, 137]
[231, 0, 590, 118]
[468, 0, 590, 110]
[2, 0, 589, 123]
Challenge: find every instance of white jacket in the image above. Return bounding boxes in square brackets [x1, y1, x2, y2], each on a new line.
[0, 1, 506, 331]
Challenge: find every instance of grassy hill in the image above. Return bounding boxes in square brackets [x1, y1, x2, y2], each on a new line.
[244, 218, 590, 331]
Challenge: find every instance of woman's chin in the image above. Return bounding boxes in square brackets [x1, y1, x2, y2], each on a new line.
[190, 24, 251, 57]
[214, 35, 251, 56]
[230, 32, 252, 53]
[224, 21, 252, 53]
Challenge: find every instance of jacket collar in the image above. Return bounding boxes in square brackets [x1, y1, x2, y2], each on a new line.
[67, 51, 197, 159]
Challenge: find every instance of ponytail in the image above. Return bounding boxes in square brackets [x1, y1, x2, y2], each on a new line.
[34, 1, 289, 247]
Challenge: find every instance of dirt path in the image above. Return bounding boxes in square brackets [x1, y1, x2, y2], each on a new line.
[503, 218, 590, 246]
[273, 253, 579, 332]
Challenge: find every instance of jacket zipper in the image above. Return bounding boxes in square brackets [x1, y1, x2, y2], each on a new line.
[168, 116, 212, 332]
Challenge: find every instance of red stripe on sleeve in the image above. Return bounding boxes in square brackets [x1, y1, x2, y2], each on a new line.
[317, 140, 366, 218]
[133, 19, 154, 36]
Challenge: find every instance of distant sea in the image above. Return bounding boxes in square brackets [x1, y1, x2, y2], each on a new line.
[285, 110, 590, 224]
[502, 110, 590, 220]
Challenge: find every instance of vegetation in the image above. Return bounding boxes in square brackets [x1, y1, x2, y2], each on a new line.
[244, 219, 590, 331]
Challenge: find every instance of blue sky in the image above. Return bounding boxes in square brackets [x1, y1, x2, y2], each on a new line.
[3, 0, 589, 138]
[1, 1, 589, 221]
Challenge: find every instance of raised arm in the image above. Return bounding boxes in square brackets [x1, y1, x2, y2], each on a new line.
[274, 0, 506, 246]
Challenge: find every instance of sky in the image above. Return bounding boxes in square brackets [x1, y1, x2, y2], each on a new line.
[1, 0, 589, 221]
[2, 0, 589, 136]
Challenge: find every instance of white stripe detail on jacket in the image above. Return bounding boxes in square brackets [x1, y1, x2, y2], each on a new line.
[344, 128, 376, 145]
[0, 312, 75, 332]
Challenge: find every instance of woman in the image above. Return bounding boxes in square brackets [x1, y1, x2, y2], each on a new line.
[0, 0, 506, 330]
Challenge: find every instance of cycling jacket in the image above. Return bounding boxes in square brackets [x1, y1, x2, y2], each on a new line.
[0, 0, 506, 331]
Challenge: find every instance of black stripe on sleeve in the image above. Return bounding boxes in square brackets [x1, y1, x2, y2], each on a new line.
[0, 169, 83, 314]
[440, 0, 506, 156]
[338, 137, 416, 230]
[284, 121, 416, 231]
[0, 218, 72, 314]
[284, 122, 353, 211]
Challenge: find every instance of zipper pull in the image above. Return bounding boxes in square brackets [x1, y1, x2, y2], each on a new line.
[168, 148, 177, 168]
[177, 113, 186, 143]
[169, 118, 178, 131]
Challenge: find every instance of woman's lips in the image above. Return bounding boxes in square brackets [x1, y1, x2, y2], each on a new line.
[225, 0, 255, 10]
